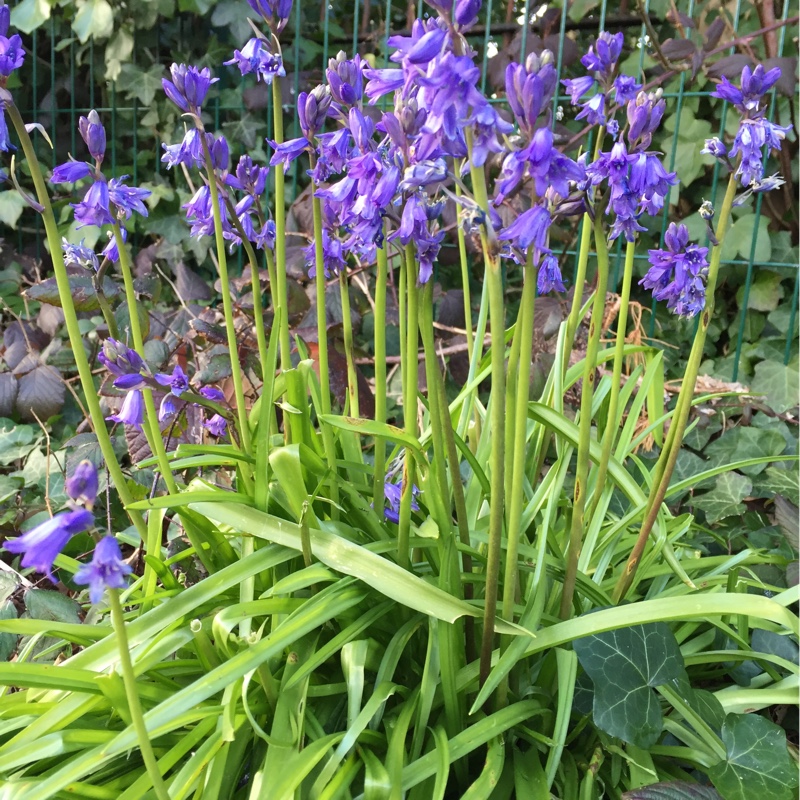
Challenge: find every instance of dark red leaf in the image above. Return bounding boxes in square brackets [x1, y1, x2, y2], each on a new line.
[703, 17, 725, 51]
[707, 54, 752, 79]
[661, 38, 698, 61]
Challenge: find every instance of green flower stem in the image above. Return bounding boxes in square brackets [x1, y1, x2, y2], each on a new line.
[397, 244, 419, 570]
[454, 162, 474, 361]
[586, 239, 635, 522]
[311, 192, 332, 416]
[614, 174, 738, 602]
[272, 79, 292, 374]
[501, 249, 535, 625]
[5, 104, 147, 540]
[559, 212, 610, 620]
[200, 139, 252, 459]
[92, 264, 119, 340]
[563, 134, 604, 370]
[419, 280, 452, 528]
[338, 269, 360, 418]
[107, 589, 170, 800]
[496, 250, 535, 708]
[372, 239, 388, 512]
[465, 135, 506, 689]
[112, 224, 179, 499]
[223, 198, 274, 515]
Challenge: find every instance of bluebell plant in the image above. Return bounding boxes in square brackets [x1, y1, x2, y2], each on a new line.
[0, 0, 793, 788]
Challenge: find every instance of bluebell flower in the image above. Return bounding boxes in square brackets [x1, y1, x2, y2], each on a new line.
[101, 227, 125, 263]
[107, 389, 144, 428]
[199, 386, 225, 403]
[246, 0, 292, 33]
[364, 68, 405, 102]
[204, 414, 228, 437]
[418, 52, 484, 141]
[575, 92, 605, 125]
[0, 30, 24, 76]
[51, 160, 93, 184]
[159, 393, 178, 422]
[327, 52, 364, 107]
[701, 137, 727, 158]
[163, 64, 218, 113]
[62, 238, 99, 271]
[640, 222, 709, 317]
[498, 205, 551, 256]
[399, 159, 447, 191]
[304, 228, 347, 278]
[256, 219, 277, 250]
[712, 64, 781, 115]
[155, 364, 189, 396]
[78, 110, 106, 162]
[211, 135, 229, 172]
[268, 137, 311, 173]
[625, 90, 665, 147]
[72, 180, 115, 228]
[108, 177, 150, 220]
[161, 128, 208, 170]
[388, 20, 448, 68]
[66, 460, 99, 507]
[298, 87, 332, 140]
[561, 74, 595, 106]
[226, 155, 269, 195]
[226, 38, 285, 84]
[470, 104, 513, 167]
[0, 4, 9, 36]
[613, 75, 641, 103]
[0, 108, 12, 152]
[74, 536, 133, 604]
[454, 0, 481, 29]
[382, 479, 420, 523]
[581, 31, 624, 78]
[729, 117, 792, 186]
[538, 254, 566, 294]
[4, 508, 94, 582]
[99, 338, 147, 381]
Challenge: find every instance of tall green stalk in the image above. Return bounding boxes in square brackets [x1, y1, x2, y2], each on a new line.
[614, 175, 739, 602]
[560, 213, 610, 620]
[501, 250, 536, 625]
[6, 105, 147, 540]
[200, 138, 252, 457]
[112, 224, 179, 498]
[454, 162, 474, 361]
[372, 239, 389, 512]
[397, 244, 419, 570]
[272, 79, 292, 373]
[465, 136, 506, 689]
[107, 589, 171, 800]
[338, 270, 360, 418]
[587, 240, 635, 522]
[311, 192, 332, 415]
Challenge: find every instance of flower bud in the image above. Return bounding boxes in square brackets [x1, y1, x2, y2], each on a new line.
[454, 0, 480, 29]
[78, 110, 106, 162]
[66, 460, 99, 507]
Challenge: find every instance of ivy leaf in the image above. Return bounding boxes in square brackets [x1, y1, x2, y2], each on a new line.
[692, 473, 752, 524]
[0, 421, 38, 465]
[0, 191, 27, 229]
[573, 621, 687, 748]
[104, 27, 133, 81]
[708, 714, 799, 800]
[72, 0, 115, 43]
[115, 63, 166, 106]
[10, 0, 51, 33]
[623, 782, 722, 799]
[721, 214, 772, 263]
[703, 426, 787, 477]
[736, 271, 785, 312]
[751, 360, 799, 414]
[751, 468, 799, 507]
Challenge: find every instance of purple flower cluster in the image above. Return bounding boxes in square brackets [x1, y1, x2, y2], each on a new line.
[4, 461, 131, 603]
[562, 31, 627, 126]
[99, 337, 228, 436]
[50, 110, 151, 238]
[641, 222, 709, 317]
[585, 89, 677, 242]
[0, 4, 24, 152]
[226, 37, 285, 84]
[708, 64, 792, 188]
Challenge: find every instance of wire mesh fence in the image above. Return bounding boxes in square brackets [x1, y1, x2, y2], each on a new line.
[6, 0, 798, 377]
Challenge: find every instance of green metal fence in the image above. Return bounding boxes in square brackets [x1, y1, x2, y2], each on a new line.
[8, 0, 798, 378]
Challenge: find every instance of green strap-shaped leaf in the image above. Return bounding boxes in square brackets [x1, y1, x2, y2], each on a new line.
[622, 782, 722, 799]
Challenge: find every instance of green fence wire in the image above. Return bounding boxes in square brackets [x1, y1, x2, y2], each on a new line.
[7, 0, 798, 378]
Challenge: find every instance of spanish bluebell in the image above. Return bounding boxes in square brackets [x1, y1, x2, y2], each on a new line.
[163, 64, 217, 114]
[62, 238, 99, 271]
[74, 536, 133, 603]
[66, 460, 99, 507]
[226, 38, 285, 84]
[107, 389, 145, 429]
